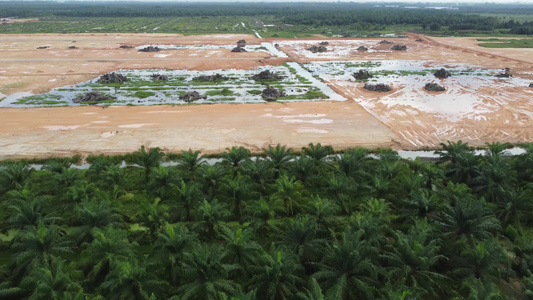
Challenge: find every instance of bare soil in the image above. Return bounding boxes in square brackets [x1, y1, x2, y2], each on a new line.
[1, 33, 532, 159]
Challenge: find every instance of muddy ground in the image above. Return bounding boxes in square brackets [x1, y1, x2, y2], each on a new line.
[0, 33, 532, 159]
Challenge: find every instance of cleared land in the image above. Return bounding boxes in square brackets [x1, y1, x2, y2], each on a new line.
[0, 33, 532, 158]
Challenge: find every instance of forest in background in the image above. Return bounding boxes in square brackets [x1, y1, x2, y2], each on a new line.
[1, 1, 532, 36]
[1, 141, 533, 299]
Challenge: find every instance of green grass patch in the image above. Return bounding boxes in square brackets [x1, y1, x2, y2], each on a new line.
[205, 88, 234, 96]
[133, 91, 156, 99]
[478, 38, 533, 48]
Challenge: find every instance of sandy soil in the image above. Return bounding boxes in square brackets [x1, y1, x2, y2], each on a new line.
[0, 102, 399, 159]
[1, 33, 532, 158]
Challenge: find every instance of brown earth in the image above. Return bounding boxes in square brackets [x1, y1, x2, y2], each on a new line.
[0, 33, 532, 159]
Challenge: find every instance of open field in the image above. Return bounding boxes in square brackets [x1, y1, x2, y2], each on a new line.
[1, 33, 533, 158]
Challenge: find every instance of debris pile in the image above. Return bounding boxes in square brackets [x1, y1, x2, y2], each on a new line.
[319, 41, 329, 45]
[416, 38, 424, 42]
[98, 72, 128, 84]
[251, 70, 283, 81]
[364, 83, 392, 92]
[357, 46, 368, 51]
[119, 45, 134, 49]
[151, 73, 169, 81]
[529, 83, 533, 88]
[139, 46, 161, 52]
[261, 87, 285, 101]
[73, 91, 114, 103]
[231, 46, 247, 52]
[391, 45, 407, 51]
[495, 67, 512, 78]
[379, 40, 393, 44]
[352, 70, 373, 81]
[37, 46, 49, 49]
[180, 91, 207, 103]
[237, 40, 247, 47]
[68, 46, 78, 49]
[433, 68, 451, 79]
[193, 73, 229, 82]
[307, 45, 327, 53]
[425, 83, 446, 92]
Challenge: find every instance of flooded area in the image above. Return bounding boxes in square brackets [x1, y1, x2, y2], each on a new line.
[0, 63, 345, 107]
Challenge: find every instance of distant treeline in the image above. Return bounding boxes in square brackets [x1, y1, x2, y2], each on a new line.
[1, 1, 532, 35]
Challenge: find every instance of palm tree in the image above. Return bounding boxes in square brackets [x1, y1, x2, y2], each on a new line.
[151, 223, 199, 284]
[450, 241, 510, 283]
[220, 174, 257, 219]
[239, 158, 275, 196]
[495, 185, 533, 227]
[244, 197, 280, 235]
[438, 184, 501, 249]
[336, 147, 372, 181]
[288, 155, 318, 187]
[382, 221, 447, 297]
[272, 175, 306, 217]
[7, 189, 58, 229]
[249, 250, 305, 300]
[311, 228, 380, 299]
[399, 189, 443, 221]
[81, 226, 136, 287]
[147, 166, 180, 200]
[473, 157, 516, 203]
[264, 144, 293, 178]
[280, 217, 325, 267]
[99, 258, 166, 300]
[196, 164, 227, 200]
[138, 197, 169, 242]
[171, 180, 203, 222]
[323, 173, 357, 215]
[296, 278, 325, 300]
[0, 162, 32, 194]
[302, 142, 333, 162]
[134, 145, 163, 180]
[72, 197, 123, 245]
[436, 140, 470, 164]
[305, 195, 340, 231]
[10, 223, 72, 278]
[20, 257, 83, 300]
[447, 151, 481, 184]
[222, 146, 250, 168]
[219, 226, 262, 278]
[177, 149, 206, 179]
[191, 199, 230, 241]
[177, 245, 239, 300]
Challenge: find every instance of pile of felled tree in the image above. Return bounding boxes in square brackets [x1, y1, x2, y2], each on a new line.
[352, 70, 373, 81]
[237, 40, 247, 47]
[425, 83, 446, 92]
[434, 68, 451, 79]
[231, 46, 247, 52]
[357, 46, 368, 51]
[151, 74, 169, 81]
[391, 45, 407, 51]
[139, 46, 161, 52]
[319, 41, 329, 45]
[73, 91, 114, 103]
[193, 74, 229, 82]
[261, 87, 285, 101]
[307, 45, 327, 53]
[364, 83, 392, 92]
[180, 91, 206, 103]
[98, 72, 128, 84]
[119, 45, 134, 49]
[251, 70, 283, 81]
[379, 40, 393, 44]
